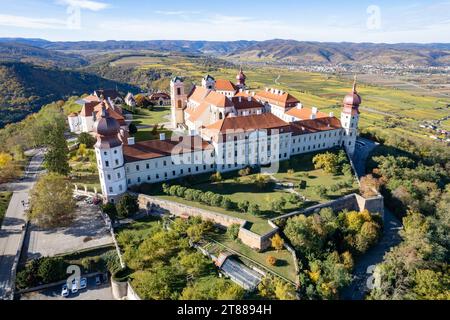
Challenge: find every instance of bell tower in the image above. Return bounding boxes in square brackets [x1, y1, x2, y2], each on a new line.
[341, 76, 361, 156]
[170, 76, 187, 129]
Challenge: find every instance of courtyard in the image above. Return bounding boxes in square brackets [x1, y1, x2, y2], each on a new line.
[149, 150, 358, 235]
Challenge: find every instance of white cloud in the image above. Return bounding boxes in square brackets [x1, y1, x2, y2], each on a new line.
[56, 0, 110, 12]
[0, 14, 66, 29]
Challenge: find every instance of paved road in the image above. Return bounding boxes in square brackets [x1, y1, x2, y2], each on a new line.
[0, 149, 45, 299]
[353, 137, 378, 178]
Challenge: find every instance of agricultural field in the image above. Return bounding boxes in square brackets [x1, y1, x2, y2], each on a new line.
[110, 53, 448, 142]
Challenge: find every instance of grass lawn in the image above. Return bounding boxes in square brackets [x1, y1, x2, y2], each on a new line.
[148, 150, 356, 235]
[115, 215, 163, 244]
[131, 106, 172, 142]
[209, 231, 298, 283]
[273, 151, 359, 202]
[156, 194, 274, 235]
[0, 191, 13, 226]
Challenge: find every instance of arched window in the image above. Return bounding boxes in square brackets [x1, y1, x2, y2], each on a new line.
[219, 112, 223, 120]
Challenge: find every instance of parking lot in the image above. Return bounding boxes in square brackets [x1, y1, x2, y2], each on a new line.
[20, 274, 114, 300]
[25, 197, 114, 259]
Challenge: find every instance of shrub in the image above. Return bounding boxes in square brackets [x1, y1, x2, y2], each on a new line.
[77, 132, 96, 148]
[37, 257, 67, 284]
[221, 197, 234, 210]
[298, 180, 307, 189]
[238, 200, 250, 213]
[266, 255, 278, 266]
[117, 193, 139, 218]
[239, 167, 252, 177]
[227, 224, 241, 240]
[248, 204, 261, 216]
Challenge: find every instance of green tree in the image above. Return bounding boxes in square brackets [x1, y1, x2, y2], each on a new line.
[43, 122, 70, 175]
[77, 132, 96, 148]
[116, 193, 139, 218]
[29, 173, 76, 228]
[181, 276, 245, 300]
[238, 200, 250, 213]
[37, 257, 67, 284]
[227, 224, 241, 241]
[248, 203, 261, 216]
[129, 123, 138, 135]
[101, 202, 118, 221]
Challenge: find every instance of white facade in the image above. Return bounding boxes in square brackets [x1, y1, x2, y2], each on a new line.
[95, 144, 127, 203]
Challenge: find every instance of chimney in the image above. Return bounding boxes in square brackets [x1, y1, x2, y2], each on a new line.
[329, 112, 334, 117]
[247, 96, 252, 102]
[160, 133, 166, 140]
[310, 113, 316, 120]
[296, 103, 303, 110]
[312, 107, 318, 115]
[127, 137, 135, 145]
[239, 97, 242, 103]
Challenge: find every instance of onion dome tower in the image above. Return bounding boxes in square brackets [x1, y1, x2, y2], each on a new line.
[340, 76, 361, 156]
[93, 107, 127, 203]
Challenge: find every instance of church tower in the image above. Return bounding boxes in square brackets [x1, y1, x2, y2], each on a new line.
[201, 75, 216, 90]
[170, 76, 187, 129]
[94, 107, 127, 203]
[236, 67, 247, 90]
[341, 76, 361, 156]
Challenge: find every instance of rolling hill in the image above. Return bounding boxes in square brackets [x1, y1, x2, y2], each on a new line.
[0, 42, 88, 68]
[0, 62, 138, 127]
[2, 38, 448, 67]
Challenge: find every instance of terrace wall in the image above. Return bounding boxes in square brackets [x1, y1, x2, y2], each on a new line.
[137, 194, 276, 251]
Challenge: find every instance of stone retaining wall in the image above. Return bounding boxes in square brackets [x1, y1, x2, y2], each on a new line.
[137, 194, 276, 251]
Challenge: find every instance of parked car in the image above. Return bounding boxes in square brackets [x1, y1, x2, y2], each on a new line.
[80, 277, 87, 290]
[95, 275, 101, 286]
[61, 284, 69, 297]
[71, 279, 78, 294]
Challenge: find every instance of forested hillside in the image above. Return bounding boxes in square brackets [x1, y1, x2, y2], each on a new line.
[0, 62, 138, 127]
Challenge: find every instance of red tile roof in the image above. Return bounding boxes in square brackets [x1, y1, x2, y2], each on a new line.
[79, 101, 99, 117]
[188, 86, 233, 108]
[285, 107, 328, 121]
[290, 117, 342, 135]
[204, 113, 290, 133]
[215, 79, 237, 92]
[123, 136, 212, 162]
[255, 89, 299, 109]
[232, 96, 264, 110]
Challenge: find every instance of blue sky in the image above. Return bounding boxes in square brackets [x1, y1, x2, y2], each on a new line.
[0, 0, 449, 43]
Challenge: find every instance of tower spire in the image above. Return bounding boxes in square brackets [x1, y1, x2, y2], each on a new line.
[352, 75, 357, 93]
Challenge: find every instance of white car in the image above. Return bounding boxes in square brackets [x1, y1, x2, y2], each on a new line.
[61, 284, 69, 297]
[71, 279, 79, 294]
[80, 277, 87, 290]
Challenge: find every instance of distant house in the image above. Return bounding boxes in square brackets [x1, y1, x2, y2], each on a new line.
[148, 92, 171, 106]
[94, 89, 124, 106]
[125, 92, 136, 108]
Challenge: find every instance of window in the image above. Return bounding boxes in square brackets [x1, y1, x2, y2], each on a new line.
[163, 160, 167, 166]
[104, 152, 107, 156]
[114, 150, 117, 154]
[107, 174, 111, 180]
[137, 177, 141, 183]
[115, 159, 119, 166]
[177, 88, 181, 95]
[156, 174, 159, 179]
[109, 187, 113, 193]
[136, 165, 140, 171]
[105, 161, 109, 167]
[146, 163, 150, 169]
[119, 185, 123, 191]
[147, 175, 151, 181]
